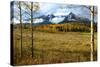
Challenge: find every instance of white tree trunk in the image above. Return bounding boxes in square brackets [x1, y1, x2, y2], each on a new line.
[90, 6, 94, 61]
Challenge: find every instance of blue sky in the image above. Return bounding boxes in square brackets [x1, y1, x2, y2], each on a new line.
[38, 3, 90, 17]
[12, 2, 97, 23]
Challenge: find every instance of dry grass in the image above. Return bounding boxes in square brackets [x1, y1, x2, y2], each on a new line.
[13, 27, 97, 65]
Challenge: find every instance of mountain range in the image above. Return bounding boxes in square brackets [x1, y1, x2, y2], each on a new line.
[31, 12, 91, 26]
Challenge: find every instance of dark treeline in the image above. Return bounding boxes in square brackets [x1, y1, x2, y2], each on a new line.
[33, 22, 97, 32]
[13, 22, 97, 33]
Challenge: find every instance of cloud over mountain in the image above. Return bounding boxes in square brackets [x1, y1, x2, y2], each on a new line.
[12, 2, 97, 24]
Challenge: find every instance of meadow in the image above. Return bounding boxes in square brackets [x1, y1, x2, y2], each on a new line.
[13, 23, 97, 65]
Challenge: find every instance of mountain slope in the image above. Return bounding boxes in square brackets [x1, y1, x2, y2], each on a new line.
[59, 12, 90, 24]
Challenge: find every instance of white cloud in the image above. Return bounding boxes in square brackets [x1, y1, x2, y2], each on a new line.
[34, 18, 44, 23]
[39, 2, 59, 15]
[12, 18, 20, 24]
[54, 8, 70, 16]
[51, 17, 65, 23]
[54, 12, 69, 16]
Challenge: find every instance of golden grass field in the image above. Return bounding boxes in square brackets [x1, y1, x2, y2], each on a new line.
[13, 27, 97, 65]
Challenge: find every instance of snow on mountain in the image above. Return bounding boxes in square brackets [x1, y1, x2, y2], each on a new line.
[33, 12, 90, 25]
